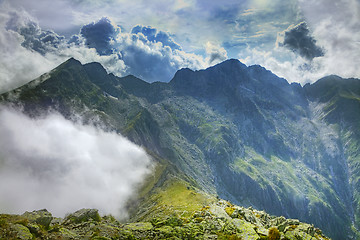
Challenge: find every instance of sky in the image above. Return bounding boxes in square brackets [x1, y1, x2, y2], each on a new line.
[0, 0, 359, 92]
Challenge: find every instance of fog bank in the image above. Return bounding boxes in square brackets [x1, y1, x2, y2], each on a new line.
[0, 107, 152, 218]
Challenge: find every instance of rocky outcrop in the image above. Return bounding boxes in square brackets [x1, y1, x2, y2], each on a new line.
[0, 201, 330, 240]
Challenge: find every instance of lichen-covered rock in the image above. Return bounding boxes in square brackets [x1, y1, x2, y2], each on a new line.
[22, 209, 53, 228]
[277, 218, 300, 232]
[284, 229, 314, 240]
[64, 208, 101, 224]
[209, 205, 231, 220]
[0, 200, 331, 240]
[58, 227, 79, 239]
[10, 223, 33, 240]
[92, 223, 121, 239]
[255, 225, 269, 236]
[231, 218, 260, 240]
[270, 216, 287, 227]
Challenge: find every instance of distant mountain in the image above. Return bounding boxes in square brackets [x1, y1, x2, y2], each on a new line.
[1, 58, 359, 239]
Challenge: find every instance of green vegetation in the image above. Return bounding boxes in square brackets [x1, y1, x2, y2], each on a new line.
[135, 177, 217, 220]
[268, 227, 280, 240]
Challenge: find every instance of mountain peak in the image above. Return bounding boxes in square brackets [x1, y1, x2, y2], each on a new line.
[63, 57, 82, 67]
[209, 58, 247, 71]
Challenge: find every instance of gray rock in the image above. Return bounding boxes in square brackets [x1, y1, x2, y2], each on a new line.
[64, 208, 101, 224]
[22, 209, 53, 228]
[10, 223, 32, 240]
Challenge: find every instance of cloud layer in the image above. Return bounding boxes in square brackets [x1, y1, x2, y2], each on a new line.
[1, 0, 359, 90]
[78, 18, 206, 82]
[0, 4, 212, 92]
[0, 107, 152, 218]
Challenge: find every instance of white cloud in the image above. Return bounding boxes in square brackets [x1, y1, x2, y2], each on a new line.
[239, 47, 323, 85]
[0, 3, 209, 92]
[0, 107, 152, 218]
[205, 42, 228, 65]
[0, 7, 61, 93]
[239, 0, 360, 85]
[298, 0, 360, 80]
[113, 31, 206, 82]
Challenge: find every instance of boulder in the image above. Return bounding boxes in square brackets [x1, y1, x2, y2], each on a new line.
[22, 209, 53, 228]
[64, 208, 101, 224]
[10, 223, 32, 240]
[231, 219, 260, 240]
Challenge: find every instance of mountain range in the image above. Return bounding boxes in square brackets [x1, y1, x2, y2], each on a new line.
[1, 58, 359, 239]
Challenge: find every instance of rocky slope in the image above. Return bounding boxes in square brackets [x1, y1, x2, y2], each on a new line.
[0, 201, 330, 240]
[0, 58, 359, 239]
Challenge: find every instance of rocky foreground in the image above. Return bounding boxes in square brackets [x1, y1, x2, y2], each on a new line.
[0, 200, 329, 240]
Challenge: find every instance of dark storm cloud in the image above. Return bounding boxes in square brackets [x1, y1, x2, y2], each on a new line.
[131, 25, 181, 50]
[80, 17, 120, 55]
[277, 22, 324, 60]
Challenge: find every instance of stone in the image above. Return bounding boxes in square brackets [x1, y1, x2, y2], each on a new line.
[209, 205, 231, 220]
[22, 209, 53, 228]
[231, 219, 260, 240]
[255, 225, 269, 236]
[278, 219, 300, 232]
[10, 223, 33, 240]
[64, 208, 101, 224]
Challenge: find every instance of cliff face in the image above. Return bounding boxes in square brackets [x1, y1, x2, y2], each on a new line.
[1, 58, 359, 239]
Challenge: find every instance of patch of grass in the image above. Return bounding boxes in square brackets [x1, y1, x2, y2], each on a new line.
[157, 178, 214, 217]
[138, 177, 216, 221]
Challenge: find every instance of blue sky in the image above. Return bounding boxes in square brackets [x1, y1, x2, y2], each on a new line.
[0, 0, 359, 92]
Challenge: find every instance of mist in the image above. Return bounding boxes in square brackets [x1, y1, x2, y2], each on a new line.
[0, 107, 152, 218]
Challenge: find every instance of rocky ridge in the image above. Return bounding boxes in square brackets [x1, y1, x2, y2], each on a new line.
[0, 58, 359, 239]
[0, 201, 329, 240]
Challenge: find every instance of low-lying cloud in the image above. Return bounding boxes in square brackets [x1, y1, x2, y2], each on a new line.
[0, 107, 152, 218]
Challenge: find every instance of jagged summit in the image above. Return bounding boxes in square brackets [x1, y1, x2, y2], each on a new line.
[210, 58, 247, 69]
[62, 57, 82, 67]
[1, 58, 360, 239]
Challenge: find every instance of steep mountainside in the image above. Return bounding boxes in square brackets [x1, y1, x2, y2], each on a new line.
[0, 58, 359, 239]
